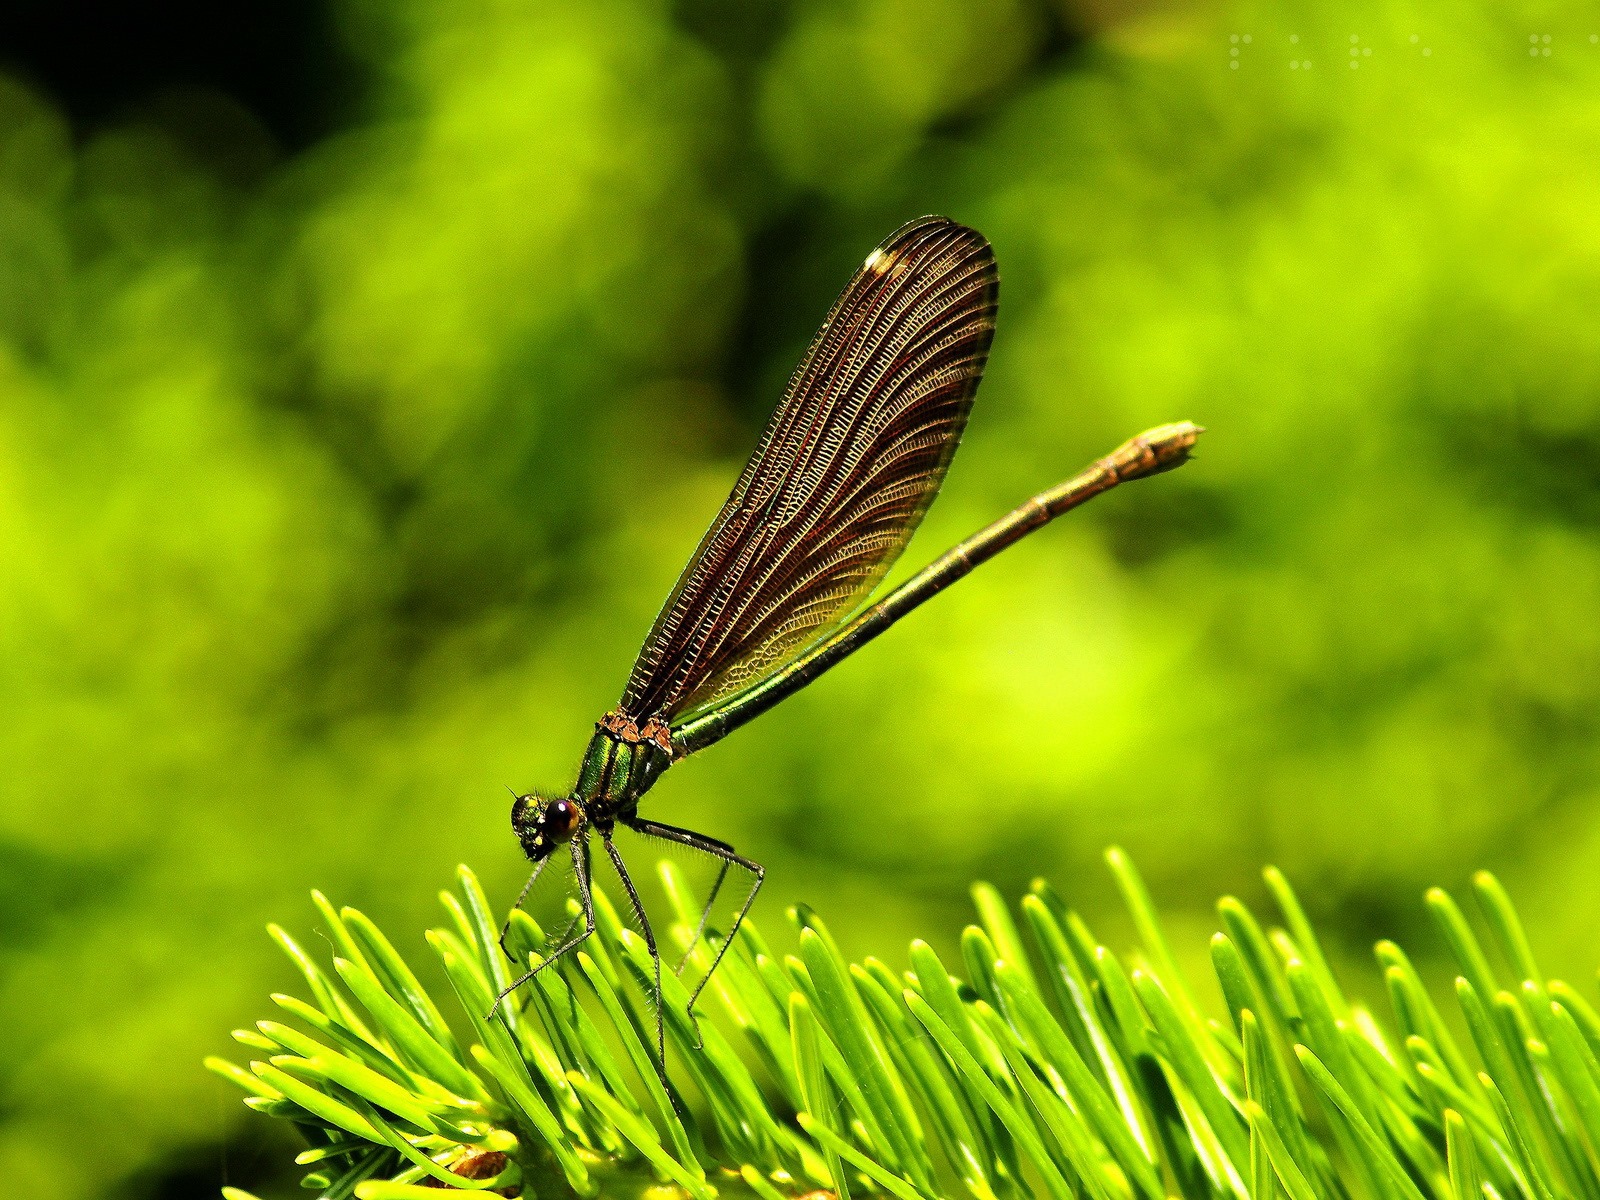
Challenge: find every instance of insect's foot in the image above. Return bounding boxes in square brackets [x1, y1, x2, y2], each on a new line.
[685, 1007, 708, 1052]
[487, 977, 523, 1022]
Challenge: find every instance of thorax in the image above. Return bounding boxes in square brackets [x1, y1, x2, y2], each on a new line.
[573, 719, 670, 821]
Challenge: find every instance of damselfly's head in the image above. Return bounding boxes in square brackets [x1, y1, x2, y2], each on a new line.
[511, 792, 583, 861]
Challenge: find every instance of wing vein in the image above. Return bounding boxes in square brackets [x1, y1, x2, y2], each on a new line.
[618, 217, 998, 724]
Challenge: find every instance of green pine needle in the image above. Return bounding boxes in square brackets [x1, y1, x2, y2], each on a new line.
[208, 851, 1600, 1200]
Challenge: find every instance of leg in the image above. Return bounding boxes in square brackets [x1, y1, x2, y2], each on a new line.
[602, 833, 667, 1077]
[488, 835, 594, 1018]
[498, 854, 553, 960]
[624, 818, 764, 1046]
[678, 857, 731, 975]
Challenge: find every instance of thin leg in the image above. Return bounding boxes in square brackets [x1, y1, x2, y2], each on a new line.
[603, 834, 666, 1077]
[678, 857, 731, 975]
[498, 855, 553, 960]
[624, 818, 764, 1047]
[489, 835, 594, 1018]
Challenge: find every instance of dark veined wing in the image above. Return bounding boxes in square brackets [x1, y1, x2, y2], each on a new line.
[620, 217, 999, 727]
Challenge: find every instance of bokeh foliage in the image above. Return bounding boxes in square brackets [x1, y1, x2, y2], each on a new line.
[2, 0, 1599, 1196]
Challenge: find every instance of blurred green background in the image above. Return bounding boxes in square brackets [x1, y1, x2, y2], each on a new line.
[3, 0, 1599, 1196]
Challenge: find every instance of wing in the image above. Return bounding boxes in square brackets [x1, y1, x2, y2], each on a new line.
[619, 216, 999, 726]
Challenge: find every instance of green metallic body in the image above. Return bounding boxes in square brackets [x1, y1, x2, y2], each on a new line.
[572, 727, 670, 824]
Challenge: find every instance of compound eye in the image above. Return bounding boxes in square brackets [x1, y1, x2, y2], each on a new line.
[543, 799, 581, 842]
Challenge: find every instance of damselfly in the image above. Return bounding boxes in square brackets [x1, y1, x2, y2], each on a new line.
[498, 217, 1201, 1068]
